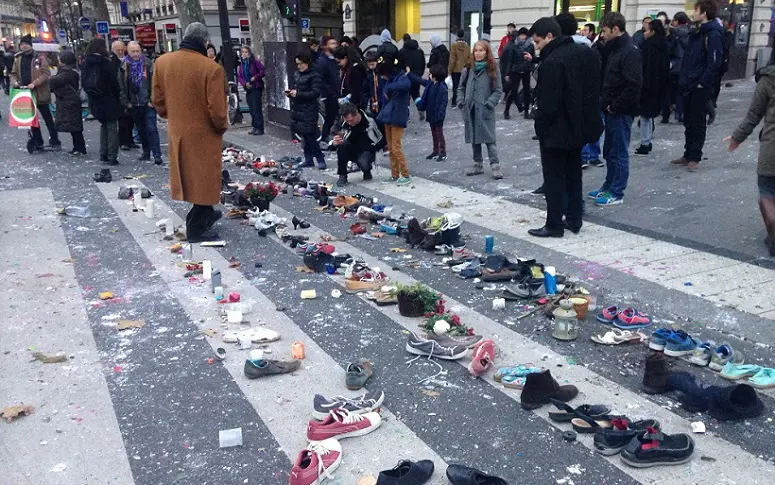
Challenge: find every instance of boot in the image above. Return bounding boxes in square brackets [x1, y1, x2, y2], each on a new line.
[336, 175, 348, 187]
[465, 163, 484, 176]
[503, 110, 510, 120]
[641, 351, 669, 394]
[491, 164, 504, 180]
[520, 370, 578, 410]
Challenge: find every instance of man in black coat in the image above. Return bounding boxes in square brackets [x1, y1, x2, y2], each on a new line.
[110, 41, 136, 151]
[528, 17, 601, 238]
[316, 35, 340, 143]
[589, 12, 642, 207]
[399, 34, 426, 120]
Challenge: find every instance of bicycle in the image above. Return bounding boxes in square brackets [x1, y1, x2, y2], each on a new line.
[228, 81, 251, 125]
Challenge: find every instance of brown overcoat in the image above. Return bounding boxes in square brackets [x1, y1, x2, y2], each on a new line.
[152, 48, 228, 205]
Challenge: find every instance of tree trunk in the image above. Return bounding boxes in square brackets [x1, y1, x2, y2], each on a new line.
[93, 0, 110, 22]
[246, 0, 283, 61]
[174, 0, 205, 30]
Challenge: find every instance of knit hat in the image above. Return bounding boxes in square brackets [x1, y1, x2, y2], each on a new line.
[430, 34, 441, 48]
[19, 34, 32, 47]
[380, 29, 393, 43]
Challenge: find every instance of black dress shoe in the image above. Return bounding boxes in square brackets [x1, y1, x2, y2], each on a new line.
[208, 210, 223, 229]
[187, 229, 220, 243]
[563, 221, 581, 234]
[92, 169, 112, 183]
[292, 215, 310, 230]
[446, 464, 508, 485]
[528, 226, 564, 238]
[531, 185, 545, 195]
[377, 459, 434, 485]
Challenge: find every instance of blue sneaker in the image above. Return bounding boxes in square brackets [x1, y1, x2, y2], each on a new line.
[588, 189, 606, 199]
[687, 341, 716, 366]
[664, 334, 701, 357]
[595, 193, 623, 206]
[648, 328, 688, 351]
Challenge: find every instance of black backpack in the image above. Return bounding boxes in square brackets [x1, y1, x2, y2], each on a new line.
[81, 65, 104, 96]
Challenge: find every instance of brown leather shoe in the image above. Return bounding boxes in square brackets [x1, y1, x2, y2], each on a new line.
[687, 161, 699, 172]
[670, 157, 689, 165]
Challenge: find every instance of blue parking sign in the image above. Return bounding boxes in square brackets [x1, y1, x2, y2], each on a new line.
[96, 21, 109, 35]
[301, 18, 310, 30]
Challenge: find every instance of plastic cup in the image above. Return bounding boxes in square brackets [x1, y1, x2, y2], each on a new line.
[219, 427, 243, 448]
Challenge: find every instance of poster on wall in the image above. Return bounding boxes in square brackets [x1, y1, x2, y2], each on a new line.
[135, 23, 157, 48]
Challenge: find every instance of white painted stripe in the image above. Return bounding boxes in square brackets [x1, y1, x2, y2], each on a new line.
[263, 202, 775, 485]
[95, 183, 450, 484]
[313, 173, 775, 318]
[0, 189, 135, 485]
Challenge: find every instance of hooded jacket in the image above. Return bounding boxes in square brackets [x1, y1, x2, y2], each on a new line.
[732, 65, 775, 176]
[428, 39, 450, 70]
[82, 53, 122, 122]
[408, 72, 448, 125]
[448, 39, 471, 74]
[668, 23, 690, 75]
[376, 30, 399, 60]
[377, 71, 411, 127]
[679, 20, 724, 92]
[639, 33, 670, 118]
[600, 32, 642, 116]
[315, 53, 340, 98]
[400, 39, 425, 76]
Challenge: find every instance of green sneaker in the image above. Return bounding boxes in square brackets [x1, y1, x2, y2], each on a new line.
[383, 176, 398, 183]
[396, 176, 412, 185]
[346, 358, 374, 390]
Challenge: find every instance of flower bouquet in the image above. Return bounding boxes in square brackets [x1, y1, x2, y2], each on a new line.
[244, 181, 281, 211]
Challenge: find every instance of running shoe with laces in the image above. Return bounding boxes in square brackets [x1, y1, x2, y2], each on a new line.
[588, 189, 607, 199]
[595, 193, 623, 206]
[289, 438, 342, 485]
[306, 408, 382, 441]
[312, 390, 385, 421]
[406, 332, 468, 360]
[425, 331, 482, 349]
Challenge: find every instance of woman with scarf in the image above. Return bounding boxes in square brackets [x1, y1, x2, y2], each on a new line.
[237, 45, 265, 135]
[457, 40, 503, 179]
[119, 41, 162, 164]
[50, 51, 86, 155]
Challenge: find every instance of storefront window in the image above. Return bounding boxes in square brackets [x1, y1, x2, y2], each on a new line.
[555, 0, 619, 24]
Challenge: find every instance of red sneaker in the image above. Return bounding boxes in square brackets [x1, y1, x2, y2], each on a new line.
[468, 339, 495, 377]
[289, 439, 342, 485]
[307, 408, 382, 442]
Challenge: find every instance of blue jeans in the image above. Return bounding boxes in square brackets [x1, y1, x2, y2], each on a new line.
[582, 111, 604, 162]
[246, 87, 264, 131]
[601, 113, 633, 199]
[146, 106, 162, 159]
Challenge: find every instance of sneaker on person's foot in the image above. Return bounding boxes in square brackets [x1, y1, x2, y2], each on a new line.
[670, 157, 689, 165]
[664, 334, 701, 357]
[425, 152, 438, 160]
[312, 390, 385, 420]
[581, 160, 591, 169]
[436, 153, 447, 162]
[383, 176, 398, 183]
[306, 408, 382, 441]
[336, 175, 348, 187]
[289, 439, 342, 485]
[406, 332, 468, 360]
[687, 161, 699, 172]
[595, 193, 623, 206]
[345, 358, 373, 390]
[243, 358, 301, 379]
[589, 159, 604, 167]
[396, 176, 411, 185]
[635, 144, 652, 155]
[588, 189, 606, 199]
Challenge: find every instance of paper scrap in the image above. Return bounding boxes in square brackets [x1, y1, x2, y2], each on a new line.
[296, 266, 316, 274]
[390, 248, 407, 253]
[691, 421, 706, 434]
[420, 389, 440, 398]
[99, 291, 115, 300]
[116, 319, 146, 330]
[300, 289, 317, 299]
[200, 241, 226, 247]
[1, 405, 34, 423]
[31, 352, 68, 364]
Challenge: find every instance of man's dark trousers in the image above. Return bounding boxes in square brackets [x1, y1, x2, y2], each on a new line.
[541, 142, 583, 232]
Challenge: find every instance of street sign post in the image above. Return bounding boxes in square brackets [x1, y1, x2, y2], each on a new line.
[79, 17, 92, 31]
[301, 18, 310, 31]
[57, 29, 66, 39]
[96, 21, 109, 35]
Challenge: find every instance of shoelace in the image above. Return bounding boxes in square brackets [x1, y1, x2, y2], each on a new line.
[329, 408, 367, 424]
[306, 441, 337, 480]
[326, 394, 379, 409]
[406, 336, 450, 384]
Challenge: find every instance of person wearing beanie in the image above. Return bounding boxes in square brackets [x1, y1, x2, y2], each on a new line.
[315, 35, 340, 142]
[376, 29, 399, 60]
[11, 34, 61, 152]
[427, 34, 449, 71]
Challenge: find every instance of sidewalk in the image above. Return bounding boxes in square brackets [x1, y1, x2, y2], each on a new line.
[225, 79, 770, 263]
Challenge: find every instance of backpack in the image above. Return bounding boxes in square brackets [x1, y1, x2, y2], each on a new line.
[81, 65, 103, 96]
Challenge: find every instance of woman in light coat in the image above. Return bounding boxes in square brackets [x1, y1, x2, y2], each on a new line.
[457, 40, 503, 179]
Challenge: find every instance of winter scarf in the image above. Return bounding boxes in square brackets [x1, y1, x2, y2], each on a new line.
[179, 38, 207, 56]
[240, 58, 251, 80]
[126, 55, 146, 87]
[474, 60, 487, 72]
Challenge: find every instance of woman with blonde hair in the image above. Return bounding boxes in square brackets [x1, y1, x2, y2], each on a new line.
[457, 40, 503, 179]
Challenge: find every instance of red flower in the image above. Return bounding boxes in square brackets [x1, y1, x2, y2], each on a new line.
[467, 328, 475, 336]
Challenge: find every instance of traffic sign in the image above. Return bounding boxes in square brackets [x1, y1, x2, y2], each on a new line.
[301, 18, 310, 30]
[57, 29, 66, 39]
[79, 16, 92, 31]
[96, 21, 109, 35]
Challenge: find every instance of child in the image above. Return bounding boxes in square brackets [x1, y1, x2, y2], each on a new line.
[457, 40, 503, 179]
[364, 51, 388, 156]
[407, 64, 449, 161]
[377, 56, 411, 184]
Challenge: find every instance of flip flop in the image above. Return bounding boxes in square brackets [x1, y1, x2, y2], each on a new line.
[590, 329, 646, 345]
[748, 368, 775, 389]
[547, 399, 611, 423]
[719, 362, 762, 381]
[493, 364, 541, 383]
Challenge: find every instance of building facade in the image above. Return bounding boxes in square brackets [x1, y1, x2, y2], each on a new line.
[343, 0, 773, 78]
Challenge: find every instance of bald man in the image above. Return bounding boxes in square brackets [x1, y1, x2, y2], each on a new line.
[110, 40, 136, 150]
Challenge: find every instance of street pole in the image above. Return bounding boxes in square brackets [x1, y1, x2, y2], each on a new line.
[216, 0, 235, 84]
[295, 0, 302, 44]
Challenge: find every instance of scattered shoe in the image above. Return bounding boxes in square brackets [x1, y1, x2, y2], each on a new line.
[596, 306, 619, 324]
[93, 169, 112, 183]
[289, 439, 342, 485]
[467, 339, 495, 377]
[547, 399, 611, 423]
[306, 408, 382, 441]
[520, 369, 578, 410]
[293, 215, 311, 230]
[312, 390, 385, 420]
[243, 358, 301, 379]
[346, 358, 374, 390]
[748, 368, 775, 389]
[687, 341, 715, 366]
[425, 332, 482, 349]
[593, 419, 662, 456]
[648, 328, 688, 351]
[590, 329, 645, 345]
[708, 344, 744, 371]
[663, 334, 701, 357]
[620, 427, 694, 468]
[445, 464, 507, 485]
[612, 307, 652, 330]
[376, 459, 434, 485]
[406, 332, 468, 360]
[719, 362, 762, 381]
[641, 352, 669, 394]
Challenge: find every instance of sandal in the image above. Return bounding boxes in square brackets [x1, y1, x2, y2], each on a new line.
[571, 414, 630, 434]
[596, 305, 619, 324]
[590, 329, 646, 345]
[547, 399, 611, 423]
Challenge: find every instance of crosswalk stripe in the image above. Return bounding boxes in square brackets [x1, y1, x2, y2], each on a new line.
[94, 182, 452, 484]
[0, 188, 135, 485]
[261, 201, 775, 485]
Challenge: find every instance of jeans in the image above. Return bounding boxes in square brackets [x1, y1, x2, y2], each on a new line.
[302, 132, 325, 166]
[321, 97, 339, 140]
[541, 143, 583, 232]
[186, 204, 215, 238]
[430, 123, 446, 154]
[601, 113, 633, 199]
[129, 105, 150, 156]
[682, 87, 710, 163]
[640, 116, 653, 145]
[337, 140, 375, 176]
[385, 125, 408, 178]
[118, 111, 134, 147]
[472, 143, 499, 165]
[146, 106, 162, 159]
[450, 72, 461, 105]
[70, 131, 86, 153]
[99, 120, 119, 162]
[246, 87, 264, 131]
[30, 104, 59, 147]
[582, 111, 604, 162]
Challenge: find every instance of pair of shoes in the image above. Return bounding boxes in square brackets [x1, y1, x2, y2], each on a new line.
[425, 151, 438, 160]
[445, 464, 507, 485]
[596, 306, 652, 329]
[344, 260, 389, 293]
[520, 369, 578, 409]
[635, 143, 652, 155]
[595, 192, 623, 207]
[528, 226, 563, 238]
[92, 169, 112, 183]
[377, 460, 435, 485]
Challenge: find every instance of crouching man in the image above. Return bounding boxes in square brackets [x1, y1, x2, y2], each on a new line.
[333, 102, 385, 186]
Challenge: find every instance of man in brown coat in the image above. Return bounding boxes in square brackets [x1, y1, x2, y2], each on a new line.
[10, 34, 61, 152]
[448, 29, 471, 107]
[152, 23, 228, 242]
